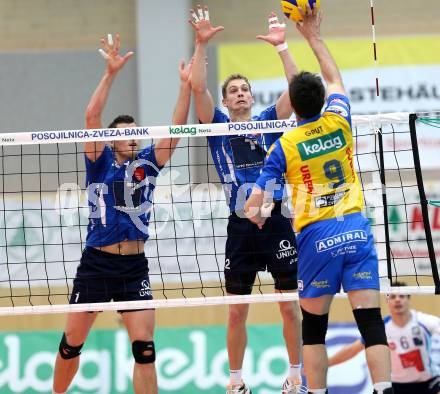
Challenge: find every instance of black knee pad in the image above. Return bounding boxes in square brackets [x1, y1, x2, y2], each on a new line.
[301, 307, 329, 345]
[59, 333, 83, 360]
[132, 340, 156, 364]
[353, 307, 387, 348]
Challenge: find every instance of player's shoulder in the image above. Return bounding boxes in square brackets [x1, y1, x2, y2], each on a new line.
[137, 143, 155, 159]
[323, 94, 351, 122]
[85, 144, 113, 168]
[254, 105, 277, 121]
[213, 107, 230, 123]
[415, 310, 440, 327]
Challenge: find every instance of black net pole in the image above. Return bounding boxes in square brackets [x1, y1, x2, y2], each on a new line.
[409, 113, 440, 293]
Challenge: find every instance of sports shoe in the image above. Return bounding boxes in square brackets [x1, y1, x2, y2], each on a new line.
[373, 388, 394, 394]
[282, 378, 308, 393]
[226, 381, 252, 394]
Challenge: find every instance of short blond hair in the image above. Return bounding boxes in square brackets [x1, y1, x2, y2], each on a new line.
[221, 74, 252, 98]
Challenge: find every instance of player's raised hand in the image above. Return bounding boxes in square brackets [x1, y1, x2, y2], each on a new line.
[256, 12, 287, 46]
[179, 57, 194, 84]
[98, 33, 134, 75]
[189, 4, 224, 44]
[296, 2, 323, 41]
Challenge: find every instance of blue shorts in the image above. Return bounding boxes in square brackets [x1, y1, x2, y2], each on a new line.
[70, 247, 153, 308]
[296, 212, 379, 298]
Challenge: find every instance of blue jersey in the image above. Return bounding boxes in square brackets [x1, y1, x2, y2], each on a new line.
[85, 145, 162, 247]
[207, 106, 285, 212]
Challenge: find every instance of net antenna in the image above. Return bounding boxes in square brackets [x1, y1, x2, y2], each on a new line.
[0, 114, 438, 317]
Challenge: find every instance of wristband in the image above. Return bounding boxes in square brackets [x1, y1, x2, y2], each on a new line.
[276, 42, 289, 53]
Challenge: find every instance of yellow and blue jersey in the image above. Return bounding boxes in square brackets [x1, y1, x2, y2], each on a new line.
[256, 94, 364, 233]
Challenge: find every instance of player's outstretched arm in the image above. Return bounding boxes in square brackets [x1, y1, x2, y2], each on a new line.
[257, 11, 297, 119]
[189, 4, 224, 124]
[245, 140, 286, 228]
[154, 58, 193, 167]
[328, 339, 364, 367]
[296, 4, 345, 97]
[85, 33, 134, 162]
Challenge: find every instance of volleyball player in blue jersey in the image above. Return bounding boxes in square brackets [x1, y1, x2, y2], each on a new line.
[52, 34, 192, 394]
[246, 5, 393, 394]
[189, 6, 302, 394]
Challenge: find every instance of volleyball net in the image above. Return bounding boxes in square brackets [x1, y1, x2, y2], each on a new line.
[0, 112, 439, 316]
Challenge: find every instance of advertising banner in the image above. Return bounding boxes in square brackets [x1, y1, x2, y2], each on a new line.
[0, 323, 374, 394]
[218, 36, 440, 115]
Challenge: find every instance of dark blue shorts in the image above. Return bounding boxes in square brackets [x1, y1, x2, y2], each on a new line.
[393, 376, 440, 394]
[70, 247, 153, 306]
[296, 212, 380, 298]
[225, 205, 298, 295]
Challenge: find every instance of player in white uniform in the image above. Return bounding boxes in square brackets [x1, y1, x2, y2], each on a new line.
[328, 285, 440, 394]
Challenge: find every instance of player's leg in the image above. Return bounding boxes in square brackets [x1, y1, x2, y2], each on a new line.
[53, 311, 98, 393]
[343, 213, 392, 394]
[53, 252, 107, 394]
[276, 290, 301, 370]
[227, 301, 251, 371]
[122, 309, 157, 394]
[277, 289, 303, 392]
[295, 217, 346, 393]
[300, 294, 334, 391]
[262, 210, 302, 390]
[225, 271, 255, 391]
[224, 214, 257, 392]
[348, 289, 391, 386]
[115, 253, 157, 394]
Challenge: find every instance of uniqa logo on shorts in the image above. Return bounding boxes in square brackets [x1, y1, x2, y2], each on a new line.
[169, 126, 197, 135]
[276, 239, 296, 260]
[315, 230, 367, 252]
[139, 279, 152, 297]
[297, 129, 346, 160]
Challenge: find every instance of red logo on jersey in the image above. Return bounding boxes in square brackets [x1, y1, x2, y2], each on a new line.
[134, 167, 145, 181]
[399, 349, 425, 372]
[300, 165, 313, 193]
[388, 342, 396, 350]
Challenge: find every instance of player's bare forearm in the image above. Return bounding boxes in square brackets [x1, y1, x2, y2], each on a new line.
[328, 340, 364, 367]
[155, 138, 180, 167]
[173, 58, 193, 126]
[279, 47, 298, 83]
[85, 72, 116, 129]
[245, 188, 266, 229]
[191, 43, 208, 94]
[84, 71, 115, 162]
[172, 83, 191, 126]
[307, 36, 345, 94]
[296, 5, 345, 95]
[191, 43, 214, 123]
[275, 49, 296, 118]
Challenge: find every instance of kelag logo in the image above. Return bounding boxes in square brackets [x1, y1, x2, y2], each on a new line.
[297, 129, 346, 160]
[169, 126, 197, 135]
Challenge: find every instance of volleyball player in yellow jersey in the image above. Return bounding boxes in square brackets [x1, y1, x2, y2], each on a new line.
[245, 4, 393, 394]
